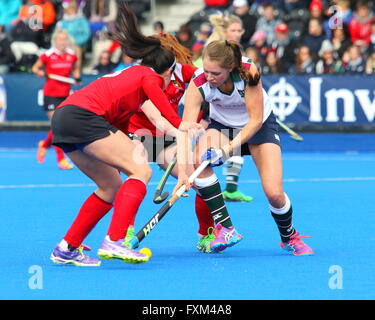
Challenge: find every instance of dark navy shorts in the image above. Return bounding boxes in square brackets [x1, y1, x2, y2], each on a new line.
[51, 105, 118, 153]
[206, 112, 281, 156]
[127, 132, 176, 163]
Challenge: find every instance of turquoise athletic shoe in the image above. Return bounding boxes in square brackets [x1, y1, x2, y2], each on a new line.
[222, 190, 254, 202]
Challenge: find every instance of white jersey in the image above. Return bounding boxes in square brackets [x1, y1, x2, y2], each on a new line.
[192, 57, 272, 129]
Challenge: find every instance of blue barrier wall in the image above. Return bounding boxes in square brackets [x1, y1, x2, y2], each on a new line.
[262, 75, 375, 127]
[1, 73, 374, 127]
[0, 74, 98, 121]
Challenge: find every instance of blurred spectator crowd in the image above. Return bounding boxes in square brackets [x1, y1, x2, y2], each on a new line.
[0, 0, 374, 76]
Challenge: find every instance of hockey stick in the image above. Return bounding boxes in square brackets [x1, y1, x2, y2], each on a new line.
[18, 68, 77, 85]
[153, 155, 177, 204]
[276, 118, 303, 141]
[48, 73, 76, 85]
[130, 159, 210, 248]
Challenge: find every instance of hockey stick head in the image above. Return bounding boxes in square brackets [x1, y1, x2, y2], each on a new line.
[153, 190, 170, 204]
[291, 134, 303, 142]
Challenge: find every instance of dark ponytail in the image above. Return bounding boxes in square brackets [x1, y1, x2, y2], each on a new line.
[113, 2, 175, 74]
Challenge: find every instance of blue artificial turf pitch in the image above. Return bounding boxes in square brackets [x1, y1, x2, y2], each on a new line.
[0, 132, 374, 300]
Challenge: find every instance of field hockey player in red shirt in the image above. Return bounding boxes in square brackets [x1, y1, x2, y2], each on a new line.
[49, 4, 201, 266]
[123, 33, 219, 253]
[32, 29, 81, 170]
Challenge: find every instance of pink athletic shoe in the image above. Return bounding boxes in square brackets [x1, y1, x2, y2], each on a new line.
[210, 223, 243, 253]
[280, 232, 314, 256]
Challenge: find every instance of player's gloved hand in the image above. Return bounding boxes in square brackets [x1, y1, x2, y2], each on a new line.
[201, 147, 227, 167]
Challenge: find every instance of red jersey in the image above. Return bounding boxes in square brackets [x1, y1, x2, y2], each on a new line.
[40, 48, 78, 97]
[348, 16, 375, 46]
[127, 63, 197, 137]
[58, 65, 182, 130]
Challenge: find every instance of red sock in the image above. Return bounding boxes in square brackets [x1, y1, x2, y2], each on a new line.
[195, 194, 214, 236]
[43, 130, 53, 148]
[129, 215, 135, 228]
[54, 146, 66, 162]
[64, 193, 113, 248]
[108, 178, 147, 241]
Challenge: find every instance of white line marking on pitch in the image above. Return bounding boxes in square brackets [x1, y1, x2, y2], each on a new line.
[1, 177, 375, 189]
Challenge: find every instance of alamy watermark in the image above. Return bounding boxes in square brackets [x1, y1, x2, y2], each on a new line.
[328, 265, 343, 290]
[328, 5, 344, 30]
[28, 265, 43, 290]
[25, 5, 43, 31]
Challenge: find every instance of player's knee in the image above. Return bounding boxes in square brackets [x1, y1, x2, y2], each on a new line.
[132, 164, 152, 183]
[266, 191, 285, 208]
